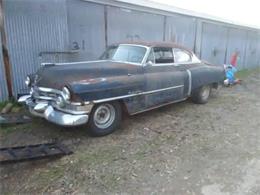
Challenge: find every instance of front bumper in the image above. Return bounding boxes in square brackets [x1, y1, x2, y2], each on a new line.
[19, 95, 89, 126]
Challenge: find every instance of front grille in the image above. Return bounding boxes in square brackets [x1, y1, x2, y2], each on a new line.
[31, 87, 62, 102]
[30, 86, 90, 114]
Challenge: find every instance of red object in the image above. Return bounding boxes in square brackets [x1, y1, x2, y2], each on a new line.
[230, 53, 238, 66]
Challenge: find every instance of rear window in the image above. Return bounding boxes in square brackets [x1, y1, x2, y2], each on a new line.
[153, 47, 174, 64]
[173, 48, 191, 63]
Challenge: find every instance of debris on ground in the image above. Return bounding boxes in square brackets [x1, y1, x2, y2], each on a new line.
[0, 114, 32, 126]
[1, 103, 13, 114]
[0, 142, 72, 164]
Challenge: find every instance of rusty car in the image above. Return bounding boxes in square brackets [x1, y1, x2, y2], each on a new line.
[19, 42, 225, 136]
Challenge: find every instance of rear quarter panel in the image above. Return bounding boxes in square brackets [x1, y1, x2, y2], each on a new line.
[189, 64, 225, 90]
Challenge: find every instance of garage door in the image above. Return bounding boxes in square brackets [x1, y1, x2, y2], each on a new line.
[245, 31, 259, 68]
[200, 22, 228, 65]
[165, 15, 196, 50]
[107, 6, 164, 45]
[67, 0, 106, 61]
[226, 28, 247, 70]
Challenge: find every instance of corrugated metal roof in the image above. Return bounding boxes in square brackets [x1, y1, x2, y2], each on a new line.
[84, 0, 260, 30]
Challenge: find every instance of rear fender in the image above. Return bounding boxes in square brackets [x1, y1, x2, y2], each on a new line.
[190, 66, 225, 90]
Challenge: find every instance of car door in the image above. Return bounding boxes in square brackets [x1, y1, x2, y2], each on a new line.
[173, 48, 203, 94]
[143, 47, 189, 108]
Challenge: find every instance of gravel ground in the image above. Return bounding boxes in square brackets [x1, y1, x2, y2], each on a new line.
[0, 71, 260, 194]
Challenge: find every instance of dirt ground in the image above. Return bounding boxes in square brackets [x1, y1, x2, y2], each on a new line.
[0, 71, 260, 194]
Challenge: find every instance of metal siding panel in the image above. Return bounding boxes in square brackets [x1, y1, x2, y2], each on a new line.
[107, 6, 164, 44]
[67, 0, 106, 61]
[0, 31, 8, 101]
[225, 28, 247, 70]
[165, 15, 196, 50]
[245, 31, 258, 68]
[258, 33, 260, 67]
[4, 0, 69, 97]
[200, 22, 228, 65]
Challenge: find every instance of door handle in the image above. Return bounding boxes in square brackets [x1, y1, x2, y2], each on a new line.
[128, 73, 132, 76]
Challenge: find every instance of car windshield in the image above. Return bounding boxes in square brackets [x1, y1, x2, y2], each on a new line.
[100, 45, 147, 64]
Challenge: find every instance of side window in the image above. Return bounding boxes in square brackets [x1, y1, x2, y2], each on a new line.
[146, 49, 155, 63]
[173, 48, 191, 63]
[153, 47, 174, 64]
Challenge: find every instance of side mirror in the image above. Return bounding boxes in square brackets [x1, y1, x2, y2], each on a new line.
[146, 60, 153, 67]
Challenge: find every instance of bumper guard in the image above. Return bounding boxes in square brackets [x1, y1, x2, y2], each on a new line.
[18, 95, 89, 126]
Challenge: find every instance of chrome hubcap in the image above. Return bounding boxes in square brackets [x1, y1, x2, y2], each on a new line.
[201, 86, 210, 99]
[94, 104, 116, 129]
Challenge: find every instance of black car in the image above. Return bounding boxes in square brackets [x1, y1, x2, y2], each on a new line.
[19, 42, 225, 136]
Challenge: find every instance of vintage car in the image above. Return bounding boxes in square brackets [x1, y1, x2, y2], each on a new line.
[19, 42, 225, 136]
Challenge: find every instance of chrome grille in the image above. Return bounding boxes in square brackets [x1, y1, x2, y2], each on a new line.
[31, 87, 62, 102]
[29, 86, 92, 114]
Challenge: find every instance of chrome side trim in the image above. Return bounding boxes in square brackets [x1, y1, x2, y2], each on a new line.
[92, 85, 184, 103]
[173, 62, 200, 66]
[92, 93, 138, 104]
[186, 69, 192, 96]
[130, 98, 187, 115]
[110, 60, 142, 66]
[151, 63, 175, 66]
[142, 85, 184, 95]
[54, 60, 108, 66]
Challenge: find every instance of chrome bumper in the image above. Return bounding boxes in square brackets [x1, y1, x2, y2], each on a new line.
[18, 95, 89, 126]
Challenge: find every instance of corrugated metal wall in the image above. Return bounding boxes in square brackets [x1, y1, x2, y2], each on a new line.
[245, 31, 259, 68]
[258, 33, 260, 66]
[67, 0, 106, 61]
[225, 28, 247, 70]
[3, 0, 69, 97]
[165, 15, 196, 50]
[107, 6, 164, 44]
[200, 22, 228, 65]
[0, 0, 259, 101]
[0, 31, 8, 101]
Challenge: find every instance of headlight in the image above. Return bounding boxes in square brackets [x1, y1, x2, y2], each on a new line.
[56, 96, 65, 108]
[25, 76, 31, 87]
[62, 86, 71, 101]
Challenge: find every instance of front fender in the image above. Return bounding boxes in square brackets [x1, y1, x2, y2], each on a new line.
[70, 74, 144, 102]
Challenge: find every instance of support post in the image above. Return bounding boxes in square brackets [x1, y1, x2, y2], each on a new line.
[0, 0, 13, 99]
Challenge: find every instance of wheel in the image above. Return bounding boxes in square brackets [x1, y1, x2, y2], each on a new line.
[87, 101, 122, 136]
[191, 85, 211, 104]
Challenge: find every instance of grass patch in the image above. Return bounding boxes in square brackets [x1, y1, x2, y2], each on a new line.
[236, 67, 260, 79]
[0, 122, 33, 135]
[0, 98, 23, 111]
[0, 101, 9, 110]
[24, 165, 66, 193]
[77, 146, 122, 165]
[0, 117, 44, 136]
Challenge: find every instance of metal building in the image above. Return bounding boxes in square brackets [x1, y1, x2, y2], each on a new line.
[0, 0, 259, 101]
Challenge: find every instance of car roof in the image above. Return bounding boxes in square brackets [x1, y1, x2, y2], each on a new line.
[111, 41, 193, 52]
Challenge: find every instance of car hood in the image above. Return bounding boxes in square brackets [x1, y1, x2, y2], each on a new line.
[34, 60, 141, 90]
